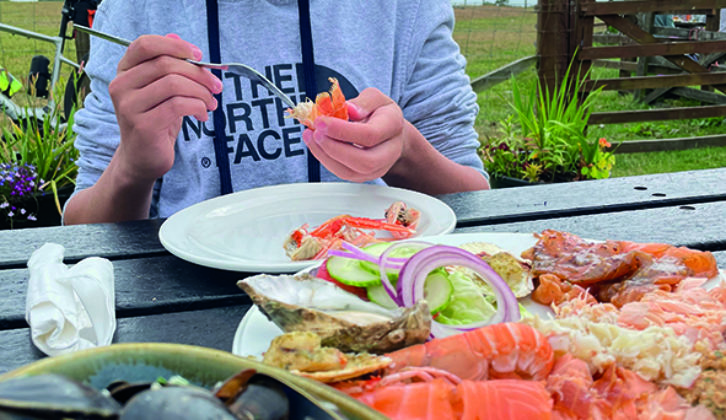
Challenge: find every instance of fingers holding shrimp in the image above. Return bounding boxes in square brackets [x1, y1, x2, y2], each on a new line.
[302, 87, 406, 182]
[302, 124, 403, 182]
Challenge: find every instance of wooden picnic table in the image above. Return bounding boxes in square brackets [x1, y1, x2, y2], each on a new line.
[1, 167, 726, 374]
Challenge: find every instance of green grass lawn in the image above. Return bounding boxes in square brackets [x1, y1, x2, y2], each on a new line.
[453, 5, 726, 179]
[0, 1, 77, 120]
[0, 2, 724, 179]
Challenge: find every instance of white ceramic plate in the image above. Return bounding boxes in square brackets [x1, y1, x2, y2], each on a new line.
[159, 182, 456, 273]
[231, 231, 550, 358]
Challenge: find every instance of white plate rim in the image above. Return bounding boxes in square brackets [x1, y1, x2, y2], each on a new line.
[158, 182, 457, 273]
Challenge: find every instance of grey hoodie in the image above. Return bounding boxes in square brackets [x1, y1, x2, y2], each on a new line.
[72, 0, 486, 218]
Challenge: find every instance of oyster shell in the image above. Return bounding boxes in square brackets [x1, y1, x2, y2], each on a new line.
[237, 273, 431, 354]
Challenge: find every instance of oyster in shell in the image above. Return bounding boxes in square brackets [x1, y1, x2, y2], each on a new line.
[237, 273, 431, 354]
[262, 331, 392, 383]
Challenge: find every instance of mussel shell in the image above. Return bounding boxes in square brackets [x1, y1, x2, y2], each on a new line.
[105, 381, 153, 405]
[119, 386, 236, 420]
[214, 370, 288, 420]
[215, 369, 344, 420]
[0, 373, 121, 419]
[228, 381, 288, 420]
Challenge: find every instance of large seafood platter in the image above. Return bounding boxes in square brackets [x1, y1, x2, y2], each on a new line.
[237, 229, 726, 419]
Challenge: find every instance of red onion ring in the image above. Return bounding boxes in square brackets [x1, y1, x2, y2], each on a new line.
[396, 245, 520, 337]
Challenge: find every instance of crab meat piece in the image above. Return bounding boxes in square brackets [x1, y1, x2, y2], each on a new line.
[286, 77, 348, 128]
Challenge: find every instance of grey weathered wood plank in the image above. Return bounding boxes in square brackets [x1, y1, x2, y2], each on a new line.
[0, 304, 250, 375]
[0, 255, 250, 329]
[0, 219, 167, 268]
[454, 200, 726, 251]
[440, 168, 726, 226]
[610, 134, 726, 154]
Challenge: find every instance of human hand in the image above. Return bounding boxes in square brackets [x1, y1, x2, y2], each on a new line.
[108, 33, 222, 185]
[302, 88, 405, 183]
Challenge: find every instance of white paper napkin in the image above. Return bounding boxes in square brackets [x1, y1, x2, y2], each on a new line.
[25, 243, 116, 356]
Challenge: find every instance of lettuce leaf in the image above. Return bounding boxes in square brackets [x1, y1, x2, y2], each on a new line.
[435, 270, 497, 325]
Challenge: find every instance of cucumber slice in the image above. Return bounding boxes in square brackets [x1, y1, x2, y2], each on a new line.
[367, 268, 454, 314]
[366, 284, 399, 309]
[326, 254, 381, 287]
[424, 269, 454, 314]
[359, 242, 421, 280]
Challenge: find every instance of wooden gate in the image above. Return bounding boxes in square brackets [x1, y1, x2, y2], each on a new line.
[538, 0, 726, 152]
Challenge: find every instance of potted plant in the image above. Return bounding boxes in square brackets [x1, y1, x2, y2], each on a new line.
[0, 104, 78, 229]
[480, 61, 615, 188]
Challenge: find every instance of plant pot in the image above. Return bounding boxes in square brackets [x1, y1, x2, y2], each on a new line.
[489, 175, 541, 189]
[0, 185, 75, 230]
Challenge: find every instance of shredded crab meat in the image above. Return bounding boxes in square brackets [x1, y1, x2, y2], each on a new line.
[524, 314, 703, 388]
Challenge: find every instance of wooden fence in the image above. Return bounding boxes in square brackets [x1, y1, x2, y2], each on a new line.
[537, 0, 726, 153]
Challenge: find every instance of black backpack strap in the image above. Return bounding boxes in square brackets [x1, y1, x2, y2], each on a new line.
[297, 0, 321, 182]
[206, 0, 233, 195]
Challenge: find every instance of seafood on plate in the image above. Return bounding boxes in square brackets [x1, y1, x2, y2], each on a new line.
[557, 277, 726, 351]
[458, 241, 534, 298]
[524, 229, 719, 307]
[283, 201, 420, 261]
[546, 353, 714, 420]
[320, 321, 712, 419]
[524, 311, 702, 388]
[324, 323, 556, 420]
[262, 331, 392, 383]
[382, 322, 554, 381]
[286, 77, 348, 129]
[680, 342, 726, 418]
[354, 378, 554, 420]
[237, 273, 431, 354]
[259, 323, 554, 388]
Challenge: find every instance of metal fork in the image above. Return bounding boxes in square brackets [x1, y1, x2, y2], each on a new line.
[74, 25, 296, 108]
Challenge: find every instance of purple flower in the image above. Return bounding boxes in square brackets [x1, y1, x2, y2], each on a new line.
[1, 163, 41, 224]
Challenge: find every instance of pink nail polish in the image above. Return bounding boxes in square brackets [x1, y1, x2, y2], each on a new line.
[347, 102, 362, 116]
[313, 128, 325, 144]
[191, 46, 203, 61]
